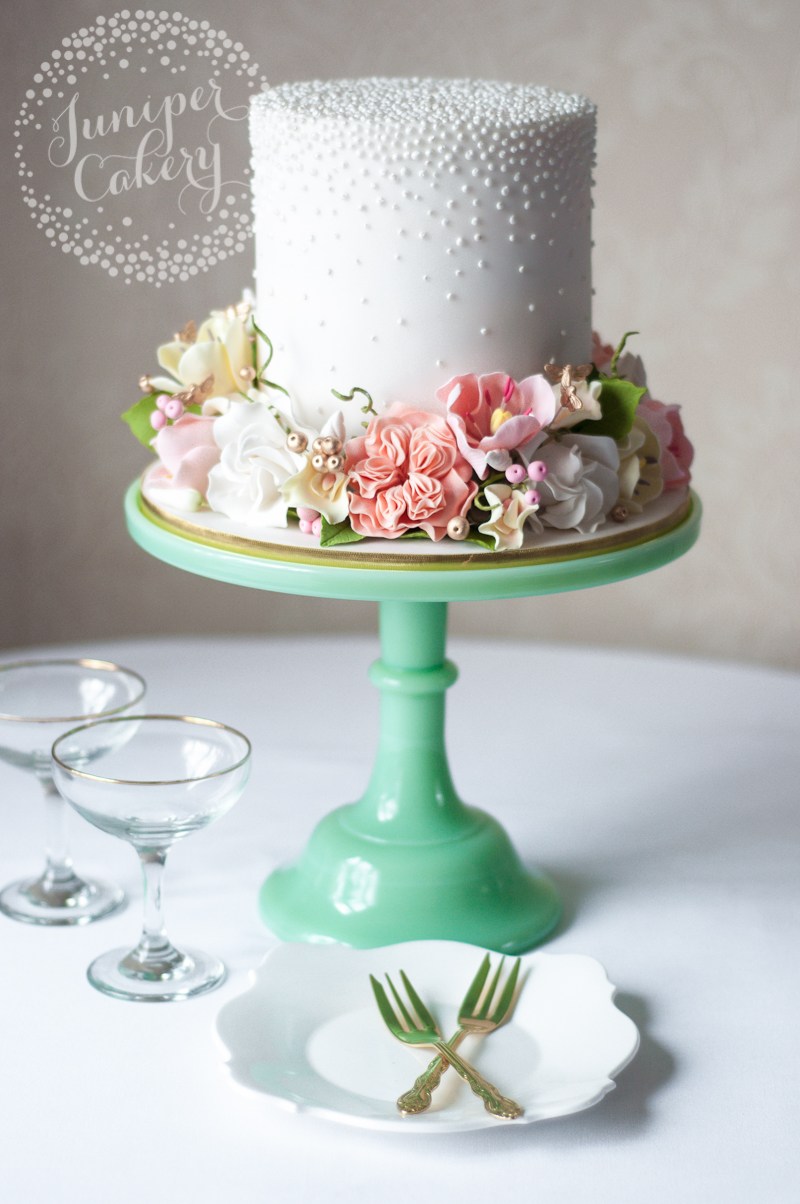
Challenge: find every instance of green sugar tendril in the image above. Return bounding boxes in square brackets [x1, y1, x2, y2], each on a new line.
[610, 331, 639, 378]
[332, 386, 378, 423]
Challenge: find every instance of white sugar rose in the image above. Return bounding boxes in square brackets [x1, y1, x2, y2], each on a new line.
[206, 399, 306, 529]
[534, 434, 620, 532]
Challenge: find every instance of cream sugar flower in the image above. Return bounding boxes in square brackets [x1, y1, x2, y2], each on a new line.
[478, 483, 541, 551]
[548, 377, 604, 430]
[151, 302, 255, 414]
[616, 414, 663, 513]
[206, 398, 309, 529]
[280, 413, 350, 525]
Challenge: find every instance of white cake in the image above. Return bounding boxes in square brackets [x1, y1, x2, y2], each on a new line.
[250, 78, 595, 433]
[131, 78, 693, 557]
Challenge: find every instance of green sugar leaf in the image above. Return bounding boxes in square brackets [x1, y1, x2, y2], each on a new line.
[574, 376, 645, 441]
[121, 394, 160, 450]
[319, 517, 365, 547]
[464, 528, 498, 550]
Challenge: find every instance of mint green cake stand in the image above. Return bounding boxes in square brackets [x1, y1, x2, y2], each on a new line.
[125, 482, 700, 953]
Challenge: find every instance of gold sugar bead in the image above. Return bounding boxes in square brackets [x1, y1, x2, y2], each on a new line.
[320, 436, 342, 455]
[287, 431, 308, 453]
[238, 365, 257, 381]
[326, 454, 344, 472]
[447, 516, 470, 541]
[138, 374, 152, 393]
[311, 453, 327, 471]
[311, 437, 325, 454]
[611, 504, 629, 523]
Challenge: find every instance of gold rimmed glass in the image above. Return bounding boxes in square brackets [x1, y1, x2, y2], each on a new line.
[0, 658, 146, 925]
[51, 715, 251, 1002]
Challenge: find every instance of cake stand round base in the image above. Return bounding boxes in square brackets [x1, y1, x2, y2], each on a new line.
[259, 805, 561, 953]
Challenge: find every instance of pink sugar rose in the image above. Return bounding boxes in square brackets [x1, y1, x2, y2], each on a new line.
[638, 399, 694, 490]
[345, 406, 477, 540]
[150, 412, 220, 498]
[437, 371, 556, 479]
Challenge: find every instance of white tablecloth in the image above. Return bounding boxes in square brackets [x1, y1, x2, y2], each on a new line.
[1, 636, 797, 1203]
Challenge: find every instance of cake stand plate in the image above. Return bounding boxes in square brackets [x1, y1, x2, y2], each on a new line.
[125, 482, 700, 952]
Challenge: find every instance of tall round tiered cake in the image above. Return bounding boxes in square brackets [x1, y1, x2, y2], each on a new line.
[250, 79, 595, 430]
[130, 78, 693, 556]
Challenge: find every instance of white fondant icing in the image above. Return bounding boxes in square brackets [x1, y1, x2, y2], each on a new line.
[250, 78, 595, 432]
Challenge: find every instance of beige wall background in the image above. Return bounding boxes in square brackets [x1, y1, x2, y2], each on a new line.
[1, 0, 798, 667]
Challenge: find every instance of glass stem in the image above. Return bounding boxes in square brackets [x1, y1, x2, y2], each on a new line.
[137, 850, 172, 963]
[41, 778, 80, 887]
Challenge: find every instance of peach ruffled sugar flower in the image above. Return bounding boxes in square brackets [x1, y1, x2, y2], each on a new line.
[345, 405, 477, 540]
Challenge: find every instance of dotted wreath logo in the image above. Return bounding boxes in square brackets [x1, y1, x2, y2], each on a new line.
[15, 10, 268, 285]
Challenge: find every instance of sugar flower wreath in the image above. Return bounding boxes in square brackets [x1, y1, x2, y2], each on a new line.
[123, 298, 693, 550]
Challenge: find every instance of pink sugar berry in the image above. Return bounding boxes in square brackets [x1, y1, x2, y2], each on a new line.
[299, 519, 314, 535]
[155, 394, 171, 412]
[297, 506, 320, 523]
[505, 464, 526, 484]
[311, 517, 323, 538]
[164, 398, 185, 421]
[523, 489, 540, 507]
[150, 409, 167, 431]
[528, 460, 548, 482]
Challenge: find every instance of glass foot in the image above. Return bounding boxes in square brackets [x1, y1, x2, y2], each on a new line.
[0, 874, 126, 926]
[87, 945, 227, 1002]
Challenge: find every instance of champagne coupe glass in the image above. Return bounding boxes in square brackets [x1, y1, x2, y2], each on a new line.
[0, 659, 146, 925]
[51, 715, 251, 1002]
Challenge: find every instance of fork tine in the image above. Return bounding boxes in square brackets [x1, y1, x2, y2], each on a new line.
[476, 956, 505, 1020]
[489, 957, 521, 1025]
[370, 975, 403, 1037]
[387, 973, 418, 1030]
[459, 953, 492, 1017]
[399, 970, 437, 1030]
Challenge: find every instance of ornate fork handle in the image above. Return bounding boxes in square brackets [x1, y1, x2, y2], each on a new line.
[396, 1028, 467, 1114]
[433, 1040, 523, 1120]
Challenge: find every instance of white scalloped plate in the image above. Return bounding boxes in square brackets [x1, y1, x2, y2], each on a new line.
[215, 941, 639, 1133]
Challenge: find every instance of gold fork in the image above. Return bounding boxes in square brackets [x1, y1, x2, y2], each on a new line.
[396, 954, 521, 1115]
[370, 968, 523, 1120]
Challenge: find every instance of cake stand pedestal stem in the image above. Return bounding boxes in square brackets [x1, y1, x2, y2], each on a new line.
[258, 599, 561, 952]
[354, 600, 466, 840]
